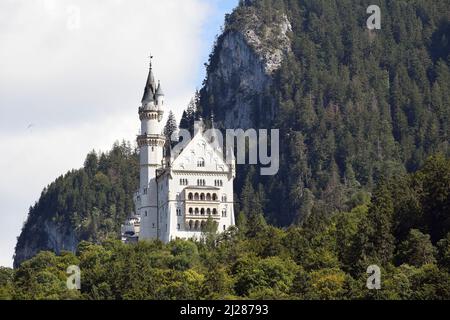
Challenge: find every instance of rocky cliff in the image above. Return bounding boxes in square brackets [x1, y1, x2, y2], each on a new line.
[200, 4, 292, 129]
[197, 0, 450, 226]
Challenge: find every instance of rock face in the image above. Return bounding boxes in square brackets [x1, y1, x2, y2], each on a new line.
[14, 219, 78, 268]
[201, 6, 291, 129]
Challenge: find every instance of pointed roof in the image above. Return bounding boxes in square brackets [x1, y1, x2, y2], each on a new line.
[141, 63, 156, 104]
[155, 80, 164, 96]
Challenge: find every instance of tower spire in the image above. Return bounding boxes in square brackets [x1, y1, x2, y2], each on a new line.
[148, 53, 153, 69]
[142, 53, 157, 105]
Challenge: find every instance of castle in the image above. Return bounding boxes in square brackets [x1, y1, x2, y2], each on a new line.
[122, 60, 235, 243]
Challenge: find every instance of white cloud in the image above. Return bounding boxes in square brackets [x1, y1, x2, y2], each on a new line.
[0, 0, 229, 267]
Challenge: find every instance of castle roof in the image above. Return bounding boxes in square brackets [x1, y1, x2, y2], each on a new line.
[155, 81, 164, 96]
[141, 65, 156, 104]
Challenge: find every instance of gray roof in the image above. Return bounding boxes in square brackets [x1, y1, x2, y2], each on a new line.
[155, 81, 164, 96]
[141, 67, 156, 104]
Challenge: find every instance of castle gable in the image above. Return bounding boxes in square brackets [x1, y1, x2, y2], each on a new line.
[172, 130, 229, 173]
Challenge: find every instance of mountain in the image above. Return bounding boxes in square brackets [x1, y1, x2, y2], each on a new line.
[193, 0, 450, 226]
[14, 0, 450, 266]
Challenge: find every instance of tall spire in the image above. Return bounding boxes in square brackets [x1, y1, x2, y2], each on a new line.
[141, 54, 156, 104]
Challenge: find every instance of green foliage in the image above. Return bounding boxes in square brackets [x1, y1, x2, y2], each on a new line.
[5, 155, 450, 300]
[198, 0, 450, 228]
[396, 229, 437, 267]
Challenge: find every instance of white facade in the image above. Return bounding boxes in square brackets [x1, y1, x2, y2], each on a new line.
[133, 62, 235, 243]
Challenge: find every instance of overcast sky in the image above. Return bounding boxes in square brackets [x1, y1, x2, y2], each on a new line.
[0, 0, 238, 267]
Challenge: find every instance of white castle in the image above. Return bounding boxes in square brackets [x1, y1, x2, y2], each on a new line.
[122, 60, 236, 243]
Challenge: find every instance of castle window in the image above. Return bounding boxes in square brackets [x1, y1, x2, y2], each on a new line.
[200, 193, 205, 201]
[195, 208, 199, 215]
[222, 194, 227, 202]
[188, 208, 193, 215]
[213, 208, 218, 215]
[222, 209, 227, 217]
[176, 208, 182, 216]
[212, 193, 218, 201]
[188, 192, 193, 200]
[207, 208, 211, 215]
[145, 211, 148, 217]
[194, 193, 199, 200]
[197, 179, 205, 186]
[200, 208, 205, 216]
[197, 158, 205, 167]
[223, 225, 226, 231]
[206, 193, 211, 201]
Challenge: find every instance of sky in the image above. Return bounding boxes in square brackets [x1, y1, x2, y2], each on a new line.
[0, 0, 238, 268]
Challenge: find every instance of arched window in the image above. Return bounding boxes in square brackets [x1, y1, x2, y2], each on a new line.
[188, 192, 193, 200]
[194, 193, 199, 200]
[222, 209, 227, 217]
[222, 194, 227, 202]
[212, 193, 217, 201]
[200, 221, 206, 231]
[213, 208, 217, 215]
[195, 220, 200, 230]
[206, 193, 211, 201]
[207, 208, 211, 215]
[200, 193, 205, 201]
[200, 208, 205, 215]
[195, 208, 199, 215]
[189, 220, 193, 230]
[189, 208, 193, 215]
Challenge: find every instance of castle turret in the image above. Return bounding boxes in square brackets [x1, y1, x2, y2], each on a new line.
[155, 80, 164, 108]
[137, 57, 166, 240]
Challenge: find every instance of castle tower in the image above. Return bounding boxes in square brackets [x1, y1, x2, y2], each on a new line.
[137, 58, 166, 240]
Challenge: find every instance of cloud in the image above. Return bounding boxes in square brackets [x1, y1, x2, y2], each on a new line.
[0, 0, 233, 267]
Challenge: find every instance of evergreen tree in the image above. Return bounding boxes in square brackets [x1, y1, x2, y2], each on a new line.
[163, 111, 178, 149]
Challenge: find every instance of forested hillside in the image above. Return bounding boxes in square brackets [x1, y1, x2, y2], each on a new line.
[2, 156, 450, 300]
[9, 0, 450, 300]
[194, 0, 450, 226]
[13, 142, 139, 267]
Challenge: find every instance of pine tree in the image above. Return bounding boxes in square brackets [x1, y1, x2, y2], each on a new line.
[164, 111, 178, 148]
[364, 180, 396, 266]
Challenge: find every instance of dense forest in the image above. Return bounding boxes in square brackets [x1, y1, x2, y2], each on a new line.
[193, 0, 450, 226]
[2, 155, 450, 299]
[8, 0, 450, 300]
[13, 142, 139, 267]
